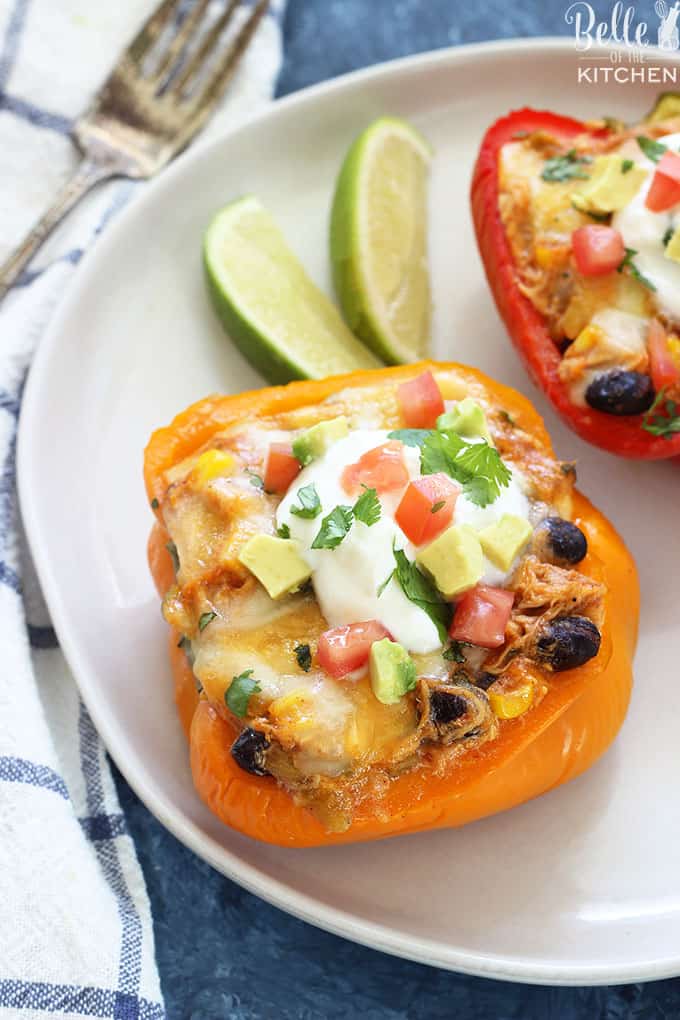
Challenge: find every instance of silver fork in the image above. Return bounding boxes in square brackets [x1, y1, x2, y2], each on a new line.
[0, 0, 270, 301]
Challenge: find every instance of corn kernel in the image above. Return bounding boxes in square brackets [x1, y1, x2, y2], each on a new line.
[488, 678, 536, 720]
[668, 335, 680, 370]
[435, 375, 467, 400]
[535, 245, 565, 270]
[572, 323, 605, 355]
[193, 449, 235, 484]
[487, 662, 541, 720]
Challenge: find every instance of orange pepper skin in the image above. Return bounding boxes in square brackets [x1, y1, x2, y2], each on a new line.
[145, 363, 639, 848]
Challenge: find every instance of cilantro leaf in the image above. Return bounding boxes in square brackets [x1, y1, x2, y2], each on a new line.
[453, 441, 513, 506]
[386, 429, 430, 448]
[277, 522, 291, 539]
[420, 429, 465, 475]
[307, 487, 380, 549]
[621, 158, 634, 174]
[663, 226, 674, 247]
[177, 635, 195, 666]
[642, 388, 680, 438]
[541, 149, 591, 182]
[248, 473, 264, 490]
[290, 483, 322, 519]
[636, 135, 667, 163]
[165, 541, 180, 573]
[377, 569, 395, 597]
[294, 644, 312, 671]
[225, 669, 261, 717]
[431, 500, 446, 514]
[353, 486, 381, 526]
[420, 431, 511, 507]
[311, 505, 354, 550]
[617, 247, 657, 291]
[392, 547, 451, 643]
[198, 611, 217, 632]
[443, 640, 468, 664]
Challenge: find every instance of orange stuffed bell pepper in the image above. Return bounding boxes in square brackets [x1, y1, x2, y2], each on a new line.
[144, 362, 638, 847]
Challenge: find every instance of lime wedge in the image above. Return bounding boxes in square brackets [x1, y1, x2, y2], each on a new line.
[203, 196, 382, 384]
[330, 116, 433, 365]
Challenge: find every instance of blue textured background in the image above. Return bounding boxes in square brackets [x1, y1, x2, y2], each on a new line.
[115, 2, 680, 1016]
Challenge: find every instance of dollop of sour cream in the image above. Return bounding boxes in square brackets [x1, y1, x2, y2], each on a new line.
[276, 430, 530, 655]
[613, 132, 680, 321]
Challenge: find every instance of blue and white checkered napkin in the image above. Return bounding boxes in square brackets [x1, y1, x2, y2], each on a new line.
[0, 2, 284, 1016]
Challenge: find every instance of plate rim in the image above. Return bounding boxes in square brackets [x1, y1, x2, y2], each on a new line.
[17, 35, 677, 986]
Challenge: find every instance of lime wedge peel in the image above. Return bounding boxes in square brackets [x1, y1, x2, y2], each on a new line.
[330, 116, 433, 366]
[203, 196, 382, 385]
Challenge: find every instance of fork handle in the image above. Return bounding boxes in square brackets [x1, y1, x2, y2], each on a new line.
[0, 157, 114, 301]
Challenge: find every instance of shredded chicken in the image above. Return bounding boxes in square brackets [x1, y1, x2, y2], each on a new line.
[485, 556, 605, 672]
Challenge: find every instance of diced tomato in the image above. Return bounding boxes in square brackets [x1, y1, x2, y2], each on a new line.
[645, 151, 680, 212]
[449, 585, 515, 650]
[395, 473, 458, 546]
[646, 174, 680, 212]
[397, 371, 445, 428]
[341, 441, 409, 495]
[571, 225, 626, 276]
[317, 620, 391, 678]
[263, 442, 301, 493]
[647, 319, 680, 391]
[656, 149, 680, 183]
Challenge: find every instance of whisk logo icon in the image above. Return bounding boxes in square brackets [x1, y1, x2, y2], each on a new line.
[656, 0, 680, 49]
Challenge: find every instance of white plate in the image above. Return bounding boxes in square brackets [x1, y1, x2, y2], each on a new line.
[18, 38, 680, 985]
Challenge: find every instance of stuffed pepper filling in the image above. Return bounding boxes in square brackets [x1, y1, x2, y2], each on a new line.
[157, 370, 605, 832]
[498, 97, 680, 431]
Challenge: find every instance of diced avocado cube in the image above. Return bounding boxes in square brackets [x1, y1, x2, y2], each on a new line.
[437, 398, 492, 443]
[478, 513, 533, 572]
[416, 524, 484, 599]
[666, 226, 680, 264]
[369, 638, 417, 705]
[291, 416, 349, 466]
[238, 535, 311, 599]
[571, 155, 647, 214]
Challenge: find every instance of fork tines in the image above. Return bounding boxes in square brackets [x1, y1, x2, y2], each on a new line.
[126, 0, 270, 110]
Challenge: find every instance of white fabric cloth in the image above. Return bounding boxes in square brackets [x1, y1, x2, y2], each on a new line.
[0, 2, 284, 1016]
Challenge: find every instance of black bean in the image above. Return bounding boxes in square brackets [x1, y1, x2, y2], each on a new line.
[585, 371, 655, 416]
[534, 616, 601, 672]
[475, 672, 497, 691]
[231, 727, 270, 776]
[534, 517, 588, 566]
[429, 689, 469, 725]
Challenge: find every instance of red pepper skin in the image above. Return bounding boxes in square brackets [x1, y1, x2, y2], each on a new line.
[470, 107, 680, 460]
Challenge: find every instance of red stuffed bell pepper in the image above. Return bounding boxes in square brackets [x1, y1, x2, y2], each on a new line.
[471, 96, 680, 459]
